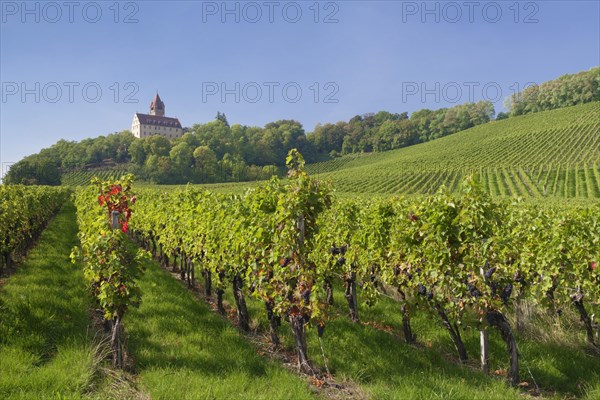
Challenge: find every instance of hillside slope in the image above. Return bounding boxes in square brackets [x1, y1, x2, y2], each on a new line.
[306, 102, 600, 198]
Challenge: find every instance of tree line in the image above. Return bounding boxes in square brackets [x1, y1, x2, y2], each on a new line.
[505, 67, 599, 117]
[3, 101, 494, 185]
[4, 67, 597, 185]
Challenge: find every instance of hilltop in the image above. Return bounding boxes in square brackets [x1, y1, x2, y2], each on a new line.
[4, 68, 598, 188]
[306, 102, 600, 198]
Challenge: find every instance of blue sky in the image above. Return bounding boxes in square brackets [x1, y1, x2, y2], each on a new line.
[1, 0, 599, 175]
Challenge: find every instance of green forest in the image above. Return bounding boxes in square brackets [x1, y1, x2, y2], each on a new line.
[4, 67, 598, 186]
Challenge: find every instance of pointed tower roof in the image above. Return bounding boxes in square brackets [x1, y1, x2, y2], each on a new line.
[150, 92, 165, 110]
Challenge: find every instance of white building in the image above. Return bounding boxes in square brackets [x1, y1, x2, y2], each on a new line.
[132, 93, 183, 139]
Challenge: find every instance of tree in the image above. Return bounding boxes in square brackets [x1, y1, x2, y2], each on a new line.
[4, 156, 61, 185]
[376, 119, 417, 151]
[496, 112, 509, 120]
[308, 122, 347, 154]
[144, 155, 174, 183]
[143, 135, 171, 157]
[170, 142, 195, 181]
[193, 146, 218, 182]
[129, 139, 147, 166]
[216, 111, 229, 127]
[507, 67, 599, 116]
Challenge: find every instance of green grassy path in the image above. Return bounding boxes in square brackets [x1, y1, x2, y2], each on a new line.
[337, 290, 600, 399]
[221, 281, 600, 400]
[0, 202, 98, 399]
[0, 203, 315, 400]
[4, 202, 597, 399]
[125, 258, 315, 400]
[222, 286, 523, 400]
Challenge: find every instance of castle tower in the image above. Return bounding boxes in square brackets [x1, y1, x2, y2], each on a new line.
[149, 92, 165, 116]
[132, 93, 182, 139]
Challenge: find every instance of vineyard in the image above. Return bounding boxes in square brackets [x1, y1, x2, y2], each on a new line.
[0, 185, 69, 273]
[61, 168, 131, 187]
[95, 151, 597, 397]
[306, 102, 600, 197]
[3, 105, 600, 397]
[2, 152, 600, 398]
[2, 1, 598, 397]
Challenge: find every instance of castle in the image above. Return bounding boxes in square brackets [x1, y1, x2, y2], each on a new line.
[131, 93, 183, 139]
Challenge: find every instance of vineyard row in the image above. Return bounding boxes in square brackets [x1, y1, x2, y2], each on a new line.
[109, 152, 600, 386]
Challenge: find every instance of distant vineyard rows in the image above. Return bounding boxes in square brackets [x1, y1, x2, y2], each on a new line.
[62, 169, 130, 187]
[307, 103, 600, 198]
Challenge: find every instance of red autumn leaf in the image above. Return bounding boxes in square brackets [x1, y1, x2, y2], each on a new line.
[121, 221, 129, 233]
[98, 195, 105, 206]
[592, 262, 598, 271]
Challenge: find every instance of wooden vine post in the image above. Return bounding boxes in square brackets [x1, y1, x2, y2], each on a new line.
[479, 266, 489, 374]
[278, 149, 332, 374]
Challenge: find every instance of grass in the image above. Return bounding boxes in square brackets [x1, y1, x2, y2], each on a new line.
[1, 203, 597, 399]
[219, 285, 520, 399]
[0, 203, 103, 399]
[214, 277, 600, 399]
[4, 108, 598, 399]
[349, 291, 600, 399]
[124, 257, 315, 400]
[0, 201, 315, 399]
